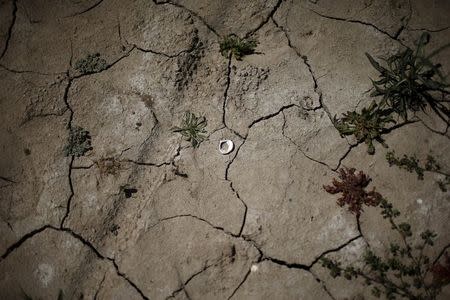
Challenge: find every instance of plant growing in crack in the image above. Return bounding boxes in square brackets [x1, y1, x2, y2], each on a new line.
[386, 151, 450, 192]
[219, 34, 258, 60]
[366, 32, 450, 124]
[333, 101, 395, 154]
[22, 289, 64, 300]
[322, 168, 450, 299]
[64, 126, 92, 157]
[75, 53, 107, 74]
[173, 111, 207, 148]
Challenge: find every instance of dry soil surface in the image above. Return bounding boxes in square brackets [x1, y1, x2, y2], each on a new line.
[0, 0, 449, 299]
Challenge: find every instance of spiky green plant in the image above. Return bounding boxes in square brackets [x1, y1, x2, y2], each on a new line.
[173, 112, 207, 148]
[334, 102, 395, 154]
[220, 34, 257, 60]
[64, 126, 92, 157]
[366, 33, 450, 124]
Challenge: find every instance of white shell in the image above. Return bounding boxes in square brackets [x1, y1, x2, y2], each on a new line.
[219, 139, 234, 155]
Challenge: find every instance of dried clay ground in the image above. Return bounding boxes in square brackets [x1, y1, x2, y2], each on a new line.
[0, 0, 449, 299]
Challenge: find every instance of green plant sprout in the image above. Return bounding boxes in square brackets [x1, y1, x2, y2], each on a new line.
[334, 102, 395, 154]
[173, 112, 207, 148]
[323, 168, 450, 299]
[366, 33, 450, 124]
[220, 34, 257, 60]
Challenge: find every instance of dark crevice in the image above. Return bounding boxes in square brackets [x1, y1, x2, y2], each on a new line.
[93, 273, 106, 300]
[61, 227, 149, 300]
[220, 55, 246, 140]
[333, 143, 358, 171]
[70, 47, 134, 80]
[148, 214, 239, 238]
[271, 17, 334, 127]
[280, 111, 334, 170]
[263, 256, 310, 270]
[132, 35, 201, 59]
[153, 0, 219, 37]
[65, 0, 104, 18]
[420, 119, 449, 139]
[247, 103, 297, 129]
[308, 234, 362, 268]
[310, 10, 400, 41]
[72, 164, 95, 170]
[245, 0, 284, 38]
[1, 225, 51, 260]
[124, 159, 172, 168]
[227, 268, 251, 299]
[223, 139, 249, 237]
[261, 234, 363, 271]
[222, 55, 232, 127]
[0, 0, 17, 61]
[1, 225, 149, 299]
[310, 270, 338, 300]
[166, 262, 217, 299]
[408, 26, 450, 33]
[393, 0, 413, 39]
[0, 63, 66, 76]
[109, 259, 150, 300]
[432, 242, 450, 266]
[0, 176, 17, 184]
[230, 181, 248, 237]
[20, 111, 68, 127]
[60, 156, 75, 227]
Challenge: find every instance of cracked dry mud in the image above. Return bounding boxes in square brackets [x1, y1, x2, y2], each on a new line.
[0, 0, 449, 299]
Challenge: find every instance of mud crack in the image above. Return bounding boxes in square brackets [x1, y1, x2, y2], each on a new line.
[0, 0, 17, 61]
[0, 225, 149, 300]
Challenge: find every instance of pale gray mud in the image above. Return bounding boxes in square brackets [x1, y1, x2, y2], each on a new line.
[0, 0, 449, 299]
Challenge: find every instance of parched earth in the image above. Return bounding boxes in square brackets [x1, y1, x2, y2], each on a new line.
[0, 0, 449, 299]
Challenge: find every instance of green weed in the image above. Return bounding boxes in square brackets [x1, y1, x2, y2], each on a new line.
[334, 102, 395, 154]
[173, 112, 207, 148]
[220, 34, 257, 60]
[366, 33, 450, 124]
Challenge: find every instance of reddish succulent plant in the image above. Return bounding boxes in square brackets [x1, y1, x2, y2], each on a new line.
[323, 167, 382, 217]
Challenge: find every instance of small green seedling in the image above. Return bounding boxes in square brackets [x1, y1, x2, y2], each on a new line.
[334, 102, 395, 154]
[64, 126, 92, 157]
[75, 53, 107, 74]
[220, 34, 257, 60]
[366, 33, 450, 124]
[173, 112, 207, 148]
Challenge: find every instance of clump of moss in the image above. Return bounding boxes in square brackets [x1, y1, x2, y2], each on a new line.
[220, 34, 257, 60]
[75, 53, 107, 74]
[334, 102, 395, 154]
[64, 126, 92, 157]
[173, 111, 207, 148]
